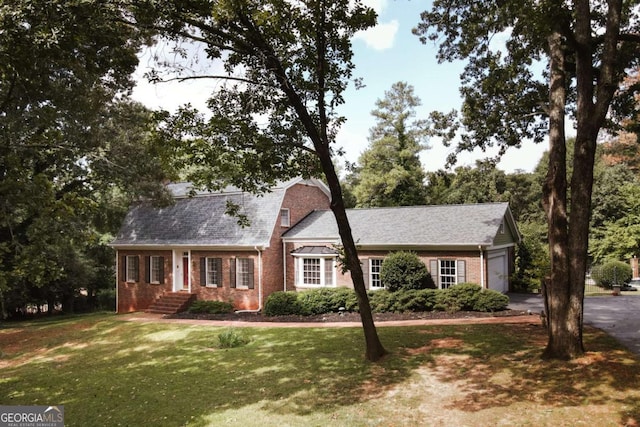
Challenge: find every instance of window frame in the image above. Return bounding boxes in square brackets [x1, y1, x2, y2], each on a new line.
[294, 256, 336, 288]
[280, 208, 291, 227]
[125, 255, 139, 283]
[149, 256, 162, 284]
[235, 258, 252, 289]
[369, 258, 384, 290]
[206, 257, 221, 287]
[439, 259, 457, 289]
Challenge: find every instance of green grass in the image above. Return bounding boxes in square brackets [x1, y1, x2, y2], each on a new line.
[1, 314, 639, 426]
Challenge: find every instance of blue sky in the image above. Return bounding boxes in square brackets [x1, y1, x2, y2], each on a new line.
[132, 0, 549, 174]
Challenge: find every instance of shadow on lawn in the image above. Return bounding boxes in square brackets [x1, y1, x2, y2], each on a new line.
[412, 323, 640, 426]
[1, 315, 639, 426]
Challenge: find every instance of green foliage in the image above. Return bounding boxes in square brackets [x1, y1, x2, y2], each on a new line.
[473, 291, 510, 312]
[217, 328, 250, 348]
[590, 183, 640, 264]
[350, 82, 428, 207]
[188, 300, 235, 314]
[446, 283, 482, 311]
[435, 284, 509, 313]
[368, 289, 439, 313]
[0, 1, 171, 316]
[298, 287, 355, 315]
[591, 261, 633, 289]
[512, 221, 549, 293]
[264, 292, 303, 317]
[96, 288, 116, 312]
[368, 290, 397, 313]
[380, 251, 435, 291]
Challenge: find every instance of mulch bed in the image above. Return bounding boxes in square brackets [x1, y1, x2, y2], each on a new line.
[168, 309, 531, 323]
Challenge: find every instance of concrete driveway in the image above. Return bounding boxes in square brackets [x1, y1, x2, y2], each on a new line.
[508, 292, 640, 356]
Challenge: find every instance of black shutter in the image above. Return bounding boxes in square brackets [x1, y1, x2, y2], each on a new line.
[429, 260, 439, 288]
[200, 257, 207, 286]
[121, 256, 126, 282]
[133, 256, 139, 282]
[158, 257, 165, 284]
[145, 256, 151, 283]
[230, 258, 236, 288]
[247, 258, 254, 289]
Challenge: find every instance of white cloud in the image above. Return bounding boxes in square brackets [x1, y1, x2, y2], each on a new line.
[360, 0, 387, 13]
[353, 20, 399, 51]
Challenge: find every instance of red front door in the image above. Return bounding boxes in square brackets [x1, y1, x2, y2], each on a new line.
[182, 256, 189, 290]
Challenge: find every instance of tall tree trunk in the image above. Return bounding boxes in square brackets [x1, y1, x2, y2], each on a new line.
[542, 28, 581, 359]
[317, 146, 387, 362]
[249, 12, 387, 362]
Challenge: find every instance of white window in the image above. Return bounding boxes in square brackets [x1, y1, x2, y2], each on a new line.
[440, 259, 457, 289]
[125, 255, 138, 282]
[150, 256, 162, 283]
[369, 259, 384, 289]
[236, 258, 252, 288]
[295, 257, 335, 287]
[206, 258, 221, 286]
[280, 208, 290, 227]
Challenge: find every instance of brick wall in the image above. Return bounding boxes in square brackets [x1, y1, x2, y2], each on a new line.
[190, 250, 262, 310]
[283, 244, 489, 291]
[117, 249, 173, 313]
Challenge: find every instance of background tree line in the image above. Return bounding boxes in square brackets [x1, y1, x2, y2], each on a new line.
[341, 80, 640, 292]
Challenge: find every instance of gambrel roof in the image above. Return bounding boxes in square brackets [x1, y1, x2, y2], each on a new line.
[282, 202, 520, 250]
[111, 178, 328, 249]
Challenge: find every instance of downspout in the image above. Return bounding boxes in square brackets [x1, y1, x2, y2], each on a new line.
[115, 250, 119, 313]
[479, 245, 485, 289]
[283, 242, 287, 292]
[236, 246, 263, 313]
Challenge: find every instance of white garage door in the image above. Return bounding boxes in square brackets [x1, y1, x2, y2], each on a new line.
[488, 252, 508, 293]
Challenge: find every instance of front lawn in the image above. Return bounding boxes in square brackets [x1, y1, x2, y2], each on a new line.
[1, 314, 639, 426]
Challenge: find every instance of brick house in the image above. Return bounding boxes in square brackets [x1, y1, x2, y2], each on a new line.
[282, 203, 520, 294]
[111, 178, 331, 313]
[112, 179, 520, 313]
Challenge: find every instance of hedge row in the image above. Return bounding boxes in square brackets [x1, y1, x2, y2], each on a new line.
[263, 284, 509, 317]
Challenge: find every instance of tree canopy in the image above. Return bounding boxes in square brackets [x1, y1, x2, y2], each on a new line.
[415, 0, 640, 359]
[0, 1, 168, 317]
[350, 82, 429, 207]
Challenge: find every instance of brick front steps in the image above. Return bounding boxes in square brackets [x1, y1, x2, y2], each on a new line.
[147, 292, 196, 314]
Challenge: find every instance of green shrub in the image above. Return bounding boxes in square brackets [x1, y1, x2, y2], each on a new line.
[380, 251, 435, 292]
[393, 289, 438, 312]
[368, 289, 398, 312]
[297, 288, 355, 315]
[591, 261, 633, 289]
[217, 328, 250, 348]
[187, 300, 234, 314]
[434, 289, 460, 312]
[446, 283, 482, 310]
[473, 290, 509, 312]
[263, 291, 302, 316]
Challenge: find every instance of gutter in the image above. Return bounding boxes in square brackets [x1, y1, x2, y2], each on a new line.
[479, 245, 485, 289]
[236, 246, 264, 313]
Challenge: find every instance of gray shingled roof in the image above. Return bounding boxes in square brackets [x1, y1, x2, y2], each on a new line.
[282, 203, 515, 248]
[112, 185, 286, 248]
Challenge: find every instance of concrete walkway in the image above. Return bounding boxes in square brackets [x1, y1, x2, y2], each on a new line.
[509, 292, 640, 356]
